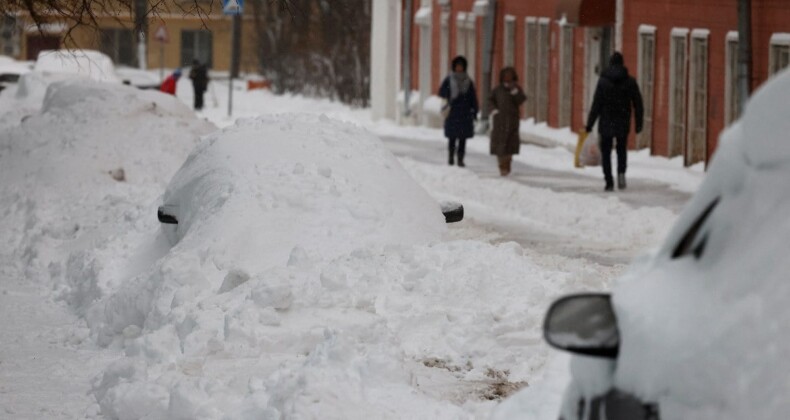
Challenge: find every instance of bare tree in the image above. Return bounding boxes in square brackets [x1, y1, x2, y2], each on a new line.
[251, 0, 371, 106]
[2, 0, 295, 37]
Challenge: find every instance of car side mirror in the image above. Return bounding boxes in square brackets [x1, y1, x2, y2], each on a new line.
[157, 205, 178, 224]
[440, 201, 464, 223]
[543, 293, 619, 358]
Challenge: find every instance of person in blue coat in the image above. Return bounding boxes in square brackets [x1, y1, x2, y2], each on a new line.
[439, 56, 479, 167]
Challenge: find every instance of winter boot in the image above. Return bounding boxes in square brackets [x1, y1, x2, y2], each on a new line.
[617, 173, 627, 190]
[604, 177, 614, 192]
[448, 150, 455, 166]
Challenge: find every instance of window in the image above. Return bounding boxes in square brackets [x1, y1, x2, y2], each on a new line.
[456, 12, 467, 59]
[637, 27, 655, 150]
[455, 13, 476, 76]
[668, 30, 688, 158]
[100, 28, 135, 66]
[465, 14, 476, 78]
[524, 17, 538, 120]
[558, 24, 574, 128]
[769, 34, 790, 76]
[536, 18, 550, 123]
[725, 33, 740, 126]
[503, 15, 516, 67]
[687, 31, 708, 166]
[524, 17, 550, 122]
[0, 16, 20, 57]
[181, 30, 213, 67]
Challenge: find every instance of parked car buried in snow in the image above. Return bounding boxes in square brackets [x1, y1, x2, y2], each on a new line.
[156, 114, 458, 270]
[0, 56, 31, 93]
[542, 69, 790, 420]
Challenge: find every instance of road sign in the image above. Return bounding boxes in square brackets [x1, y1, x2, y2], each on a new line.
[223, 0, 244, 15]
[154, 25, 169, 43]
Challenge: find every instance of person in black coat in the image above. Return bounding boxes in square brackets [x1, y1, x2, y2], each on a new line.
[439, 56, 479, 167]
[585, 52, 644, 191]
[189, 59, 210, 111]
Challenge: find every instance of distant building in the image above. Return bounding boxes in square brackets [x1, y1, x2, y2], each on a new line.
[1, 2, 257, 72]
[372, 0, 790, 166]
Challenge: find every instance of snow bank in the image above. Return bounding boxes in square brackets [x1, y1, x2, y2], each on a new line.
[162, 114, 446, 266]
[0, 78, 214, 296]
[62, 114, 616, 418]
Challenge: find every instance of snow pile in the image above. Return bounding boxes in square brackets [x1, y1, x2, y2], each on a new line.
[0, 78, 214, 291]
[160, 114, 445, 267]
[64, 114, 608, 418]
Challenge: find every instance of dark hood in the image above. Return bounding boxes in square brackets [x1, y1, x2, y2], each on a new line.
[602, 64, 629, 84]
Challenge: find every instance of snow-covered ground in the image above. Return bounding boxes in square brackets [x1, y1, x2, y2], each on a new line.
[0, 72, 702, 419]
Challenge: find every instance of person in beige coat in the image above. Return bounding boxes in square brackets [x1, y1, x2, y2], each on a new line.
[489, 67, 527, 176]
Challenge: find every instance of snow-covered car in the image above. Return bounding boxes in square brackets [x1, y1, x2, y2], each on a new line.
[115, 66, 163, 90]
[33, 49, 122, 83]
[155, 114, 458, 263]
[543, 69, 790, 419]
[156, 116, 463, 237]
[0, 56, 31, 92]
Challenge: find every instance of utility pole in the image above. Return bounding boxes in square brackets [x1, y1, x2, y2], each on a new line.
[228, 14, 241, 117]
[480, 0, 497, 131]
[737, 0, 752, 113]
[134, 0, 148, 69]
[402, 0, 413, 117]
[230, 14, 242, 78]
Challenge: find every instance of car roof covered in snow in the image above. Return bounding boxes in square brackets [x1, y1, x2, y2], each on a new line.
[33, 49, 120, 83]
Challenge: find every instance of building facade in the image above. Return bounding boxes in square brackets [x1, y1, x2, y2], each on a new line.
[1, 2, 258, 73]
[378, 0, 790, 166]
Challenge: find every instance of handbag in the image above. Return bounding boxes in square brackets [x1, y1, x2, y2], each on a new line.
[441, 99, 450, 119]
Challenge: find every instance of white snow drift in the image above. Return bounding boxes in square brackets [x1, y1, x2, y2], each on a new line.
[61, 113, 603, 419]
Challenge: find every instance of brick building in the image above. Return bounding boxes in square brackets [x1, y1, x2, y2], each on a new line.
[376, 0, 790, 166]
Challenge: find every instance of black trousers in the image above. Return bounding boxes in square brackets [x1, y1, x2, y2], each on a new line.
[599, 135, 628, 183]
[448, 138, 467, 160]
[194, 87, 205, 110]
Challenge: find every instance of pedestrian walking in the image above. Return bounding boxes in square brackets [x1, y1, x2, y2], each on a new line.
[189, 59, 210, 111]
[160, 69, 181, 96]
[585, 52, 644, 191]
[439, 56, 479, 167]
[489, 67, 526, 176]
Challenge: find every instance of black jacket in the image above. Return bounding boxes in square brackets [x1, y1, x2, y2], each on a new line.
[439, 76, 479, 140]
[586, 65, 644, 138]
[189, 64, 209, 92]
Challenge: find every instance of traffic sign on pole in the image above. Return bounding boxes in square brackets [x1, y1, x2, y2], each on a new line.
[223, 0, 244, 15]
[154, 25, 169, 43]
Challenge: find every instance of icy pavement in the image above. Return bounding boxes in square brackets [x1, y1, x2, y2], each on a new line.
[381, 136, 692, 267]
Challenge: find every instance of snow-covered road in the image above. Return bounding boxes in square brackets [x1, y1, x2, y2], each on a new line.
[380, 135, 692, 268]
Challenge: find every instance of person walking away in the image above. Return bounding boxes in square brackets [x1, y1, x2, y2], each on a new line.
[160, 69, 181, 96]
[585, 52, 644, 191]
[189, 59, 209, 111]
[489, 67, 527, 176]
[439, 56, 479, 167]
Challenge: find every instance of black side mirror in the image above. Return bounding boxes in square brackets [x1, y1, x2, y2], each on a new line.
[440, 201, 464, 223]
[543, 293, 619, 358]
[157, 205, 178, 224]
